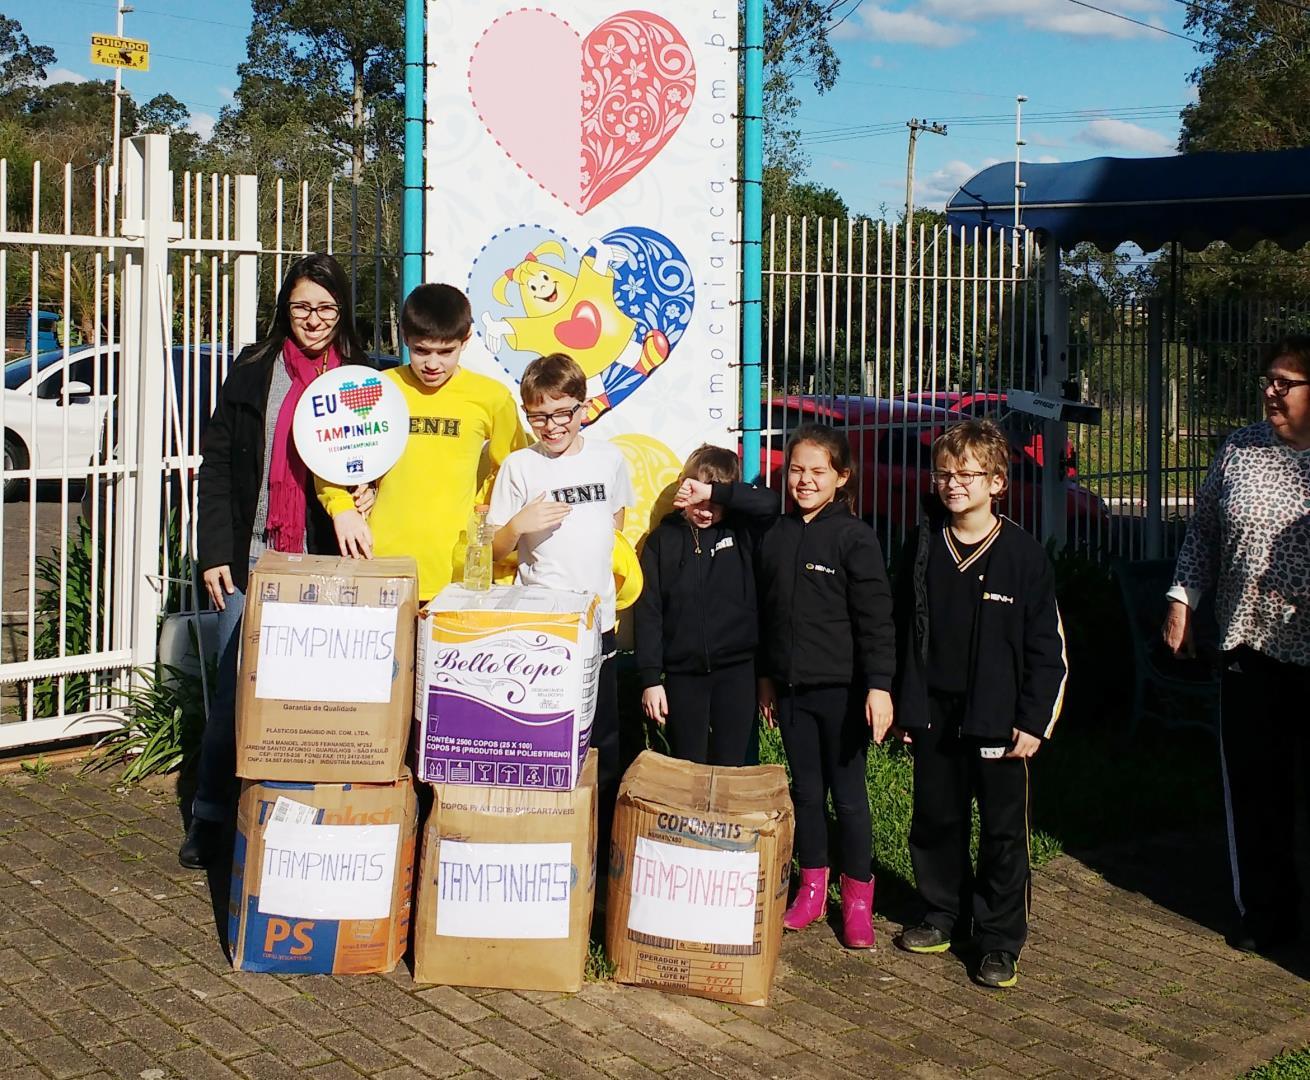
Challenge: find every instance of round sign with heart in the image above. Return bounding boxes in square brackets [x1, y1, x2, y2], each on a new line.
[292, 367, 410, 485]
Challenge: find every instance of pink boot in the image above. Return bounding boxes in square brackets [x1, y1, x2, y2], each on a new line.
[840, 874, 875, 949]
[782, 867, 829, 931]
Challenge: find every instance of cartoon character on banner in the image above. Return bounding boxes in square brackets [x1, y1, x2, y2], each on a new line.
[475, 226, 694, 425]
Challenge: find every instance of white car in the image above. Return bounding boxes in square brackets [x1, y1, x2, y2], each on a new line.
[3, 346, 114, 496]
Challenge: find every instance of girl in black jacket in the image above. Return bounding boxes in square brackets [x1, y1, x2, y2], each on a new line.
[181, 254, 374, 869]
[634, 445, 776, 766]
[675, 423, 896, 949]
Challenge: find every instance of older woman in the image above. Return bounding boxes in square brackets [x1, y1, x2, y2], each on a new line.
[181, 253, 374, 869]
[1164, 335, 1310, 954]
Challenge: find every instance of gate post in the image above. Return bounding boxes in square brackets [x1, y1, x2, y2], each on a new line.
[1145, 296, 1164, 559]
[232, 174, 259, 351]
[1041, 243, 1068, 550]
[118, 134, 178, 675]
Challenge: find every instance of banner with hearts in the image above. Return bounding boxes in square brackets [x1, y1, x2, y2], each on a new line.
[426, 1, 737, 549]
[469, 9, 695, 214]
[469, 223, 694, 425]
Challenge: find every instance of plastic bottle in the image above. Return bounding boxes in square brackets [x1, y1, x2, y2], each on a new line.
[462, 504, 494, 591]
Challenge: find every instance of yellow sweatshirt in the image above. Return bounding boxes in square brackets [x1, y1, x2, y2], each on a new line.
[318, 365, 528, 599]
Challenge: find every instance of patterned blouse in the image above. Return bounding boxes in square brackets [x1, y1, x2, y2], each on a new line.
[1169, 421, 1310, 667]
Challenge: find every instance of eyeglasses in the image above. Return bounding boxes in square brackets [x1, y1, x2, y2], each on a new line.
[288, 301, 340, 322]
[930, 470, 988, 487]
[1259, 375, 1310, 398]
[525, 403, 583, 428]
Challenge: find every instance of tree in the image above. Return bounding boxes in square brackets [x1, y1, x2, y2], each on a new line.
[139, 92, 201, 168]
[223, 0, 403, 184]
[1179, 2, 1310, 152]
[0, 15, 56, 110]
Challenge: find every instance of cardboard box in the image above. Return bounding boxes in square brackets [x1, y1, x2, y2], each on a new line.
[237, 552, 418, 782]
[228, 770, 418, 974]
[605, 751, 794, 1006]
[416, 585, 600, 791]
[413, 750, 597, 992]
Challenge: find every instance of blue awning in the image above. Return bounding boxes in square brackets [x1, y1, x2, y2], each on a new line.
[944, 148, 1310, 252]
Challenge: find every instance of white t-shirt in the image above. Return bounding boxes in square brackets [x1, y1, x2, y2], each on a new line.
[489, 438, 635, 631]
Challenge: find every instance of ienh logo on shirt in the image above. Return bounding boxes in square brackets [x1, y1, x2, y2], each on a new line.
[550, 483, 608, 505]
[409, 417, 461, 437]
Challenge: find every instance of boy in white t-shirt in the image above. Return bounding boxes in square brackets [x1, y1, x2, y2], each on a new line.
[490, 352, 635, 867]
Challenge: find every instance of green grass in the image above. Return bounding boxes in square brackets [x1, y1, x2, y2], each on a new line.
[1243, 1048, 1310, 1079]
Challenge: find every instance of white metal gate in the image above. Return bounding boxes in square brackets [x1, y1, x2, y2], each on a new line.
[0, 135, 258, 749]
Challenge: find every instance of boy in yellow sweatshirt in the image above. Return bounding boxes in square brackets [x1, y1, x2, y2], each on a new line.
[320, 284, 528, 600]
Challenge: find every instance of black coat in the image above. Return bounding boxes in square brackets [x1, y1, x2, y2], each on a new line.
[196, 345, 375, 591]
[632, 488, 777, 688]
[718, 483, 895, 692]
[893, 503, 1068, 741]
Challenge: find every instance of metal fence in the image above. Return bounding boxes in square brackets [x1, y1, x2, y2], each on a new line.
[0, 130, 1294, 750]
[0, 134, 399, 749]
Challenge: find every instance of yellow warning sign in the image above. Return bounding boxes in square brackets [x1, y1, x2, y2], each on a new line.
[90, 34, 149, 71]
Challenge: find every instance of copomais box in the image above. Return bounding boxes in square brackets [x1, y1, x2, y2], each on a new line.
[605, 751, 794, 1006]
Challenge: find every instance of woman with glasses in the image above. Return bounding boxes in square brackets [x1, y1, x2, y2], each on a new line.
[1164, 336, 1310, 955]
[180, 253, 375, 869]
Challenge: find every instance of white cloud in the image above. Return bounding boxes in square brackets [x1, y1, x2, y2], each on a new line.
[1075, 118, 1176, 153]
[1036, 154, 1061, 164]
[829, 159, 855, 171]
[869, 55, 887, 69]
[916, 0, 1168, 40]
[46, 67, 89, 85]
[217, 85, 235, 101]
[917, 157, 1003, 206]
[853, 5, 973, 47]
[188, 112, 217, 140]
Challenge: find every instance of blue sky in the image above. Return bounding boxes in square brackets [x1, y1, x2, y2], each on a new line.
[13, 0, 1198, 216]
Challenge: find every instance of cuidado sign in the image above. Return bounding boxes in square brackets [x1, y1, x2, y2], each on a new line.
[292, 368, 409, 485]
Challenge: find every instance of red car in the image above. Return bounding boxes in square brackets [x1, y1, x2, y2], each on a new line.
[908, 390, 1077, 478]
[754, 395, 1106, 543]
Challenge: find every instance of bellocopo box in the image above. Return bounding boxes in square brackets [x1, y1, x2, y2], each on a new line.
[605, 751, 794, 1006]
[413, 749, 597, 992]
[237, 552, 417, 782]
[228, 770, 418, 974]
[416, 585, 600, 791]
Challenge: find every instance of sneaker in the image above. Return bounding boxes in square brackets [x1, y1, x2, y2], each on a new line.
[896, 923, 951, 954]
[974, 950, 1019, 988]
[1227, 920, 1298, 955]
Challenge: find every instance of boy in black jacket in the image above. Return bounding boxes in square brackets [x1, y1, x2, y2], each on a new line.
[893, 419, 1067, 989]
[634, 445, 775, 765]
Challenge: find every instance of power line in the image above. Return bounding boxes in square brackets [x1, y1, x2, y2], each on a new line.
[800, 104, 1184, 145]
[61, 0, 248, 31]
[35, 38, 243, 70]
[1062, 0, 1204, 43]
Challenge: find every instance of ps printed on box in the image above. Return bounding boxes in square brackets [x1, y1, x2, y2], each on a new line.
[416, 585, 601, 790]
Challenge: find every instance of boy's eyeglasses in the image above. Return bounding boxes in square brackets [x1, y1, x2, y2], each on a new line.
[931, 470, 988, 487]
[525, 404, 583, 428]
[1259, 375, 1310, 397]
[288, 302, 340, 322]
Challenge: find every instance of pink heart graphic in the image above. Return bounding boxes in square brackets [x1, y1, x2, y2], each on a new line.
[339, 377, 383, 418]
[553, 301, 602, 351]
[469, 9, 695, 213]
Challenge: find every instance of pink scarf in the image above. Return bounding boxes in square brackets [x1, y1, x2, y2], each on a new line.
[265, 339, 339, 552]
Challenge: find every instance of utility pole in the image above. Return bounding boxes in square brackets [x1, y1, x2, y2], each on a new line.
[903, 119, 947, 391]
[110, 0, 133, 230]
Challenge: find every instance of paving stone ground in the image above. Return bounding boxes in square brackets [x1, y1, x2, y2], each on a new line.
[0, 764, 1307, 1080]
